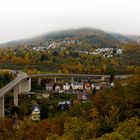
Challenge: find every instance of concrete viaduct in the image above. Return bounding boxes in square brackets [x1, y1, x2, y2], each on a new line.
[0, 71, 31, 126]
[0, 70, 130, 126]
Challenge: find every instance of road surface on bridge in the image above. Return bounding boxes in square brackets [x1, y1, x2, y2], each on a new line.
[30, 73, 130, 79]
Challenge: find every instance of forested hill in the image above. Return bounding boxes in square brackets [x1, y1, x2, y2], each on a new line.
[40, 28, 135, 43]
[0, 28, 137, 48]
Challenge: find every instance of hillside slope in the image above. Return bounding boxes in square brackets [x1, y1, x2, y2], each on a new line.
[0, 28, 137, 48]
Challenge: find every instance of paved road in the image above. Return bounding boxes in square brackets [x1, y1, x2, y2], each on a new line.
[0, 71, 28, 98]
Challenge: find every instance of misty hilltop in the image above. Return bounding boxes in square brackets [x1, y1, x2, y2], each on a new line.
[0, 28, 137, 48]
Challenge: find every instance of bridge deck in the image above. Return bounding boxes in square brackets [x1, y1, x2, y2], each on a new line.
[30, 74, 130, 79]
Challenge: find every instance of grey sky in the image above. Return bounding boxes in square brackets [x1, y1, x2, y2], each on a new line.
[0, 0, 140, 43]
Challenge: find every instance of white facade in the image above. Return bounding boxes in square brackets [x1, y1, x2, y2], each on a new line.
[95, 85, 101, 90]
[91, 83, 95, 89]
[71, 82, 83, 90]
[55, 85, 61, 92]
[46, 83, 53, 91]
[46, 86, 53, 91]
[63, 83, 70, 90]
[31, 107, 40, 121]
[110, 82, 115, 87]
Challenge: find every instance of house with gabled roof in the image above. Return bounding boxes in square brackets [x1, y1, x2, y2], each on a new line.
[83, 81, 91, 90]
[46, 80, 55, 91]
[31, 103, 40, 121]
[71, 82, 83, 90]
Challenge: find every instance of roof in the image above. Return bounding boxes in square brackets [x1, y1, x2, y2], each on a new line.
[33, 107, 40, 112]
[72, 82, 83, 85]
[84, 81, 91, 87]
[31, 103, 40, 112]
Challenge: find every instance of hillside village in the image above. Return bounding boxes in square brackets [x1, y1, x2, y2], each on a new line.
[27, 75, 115, 121]
[79, 48, 123, 58]
[30, 39, 81, 51]
[15, 39, 123, 59]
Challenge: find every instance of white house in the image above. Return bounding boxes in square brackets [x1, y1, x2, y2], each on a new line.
[91, 83, 101, 90]
[91, 83, 95, 90]
[95, 85, 101, 90]
[55, 85, 61, 92]
[110, 82, 115, 87]
[116, 49, 123, 55]
[31, 104, 40, 121]
[71, 82, 83, 90]
[46, 81, 54, 91]
[63, 83, 71, 90]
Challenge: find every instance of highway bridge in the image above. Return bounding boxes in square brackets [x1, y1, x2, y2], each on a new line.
[30, 74, 129, 84]
[0, 70, 130, 126]
[0, 71, 31, 126]
[30, 73, 129, 79]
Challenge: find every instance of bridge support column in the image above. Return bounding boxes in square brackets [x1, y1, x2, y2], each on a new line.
[71, 77, 74, 83]
[14, 86, 19, 106]
[38, 77, 41, 86]
[0, 97, 4, 127]
[101, 76, 105, 81]
[54, 76, 57, 83]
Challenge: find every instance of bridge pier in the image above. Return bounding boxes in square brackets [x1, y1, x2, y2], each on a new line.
[71, 77, 74, 83]
[38, 77, 41, 86]
[54, 76, 57, 83]
[101, 76, 105, 81]
[14, 86, 19, 106]
[0, 97, 4, 127]
[0, 72, 31, 127]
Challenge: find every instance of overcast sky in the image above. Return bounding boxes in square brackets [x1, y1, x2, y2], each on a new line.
[0, 0, 140, 43]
